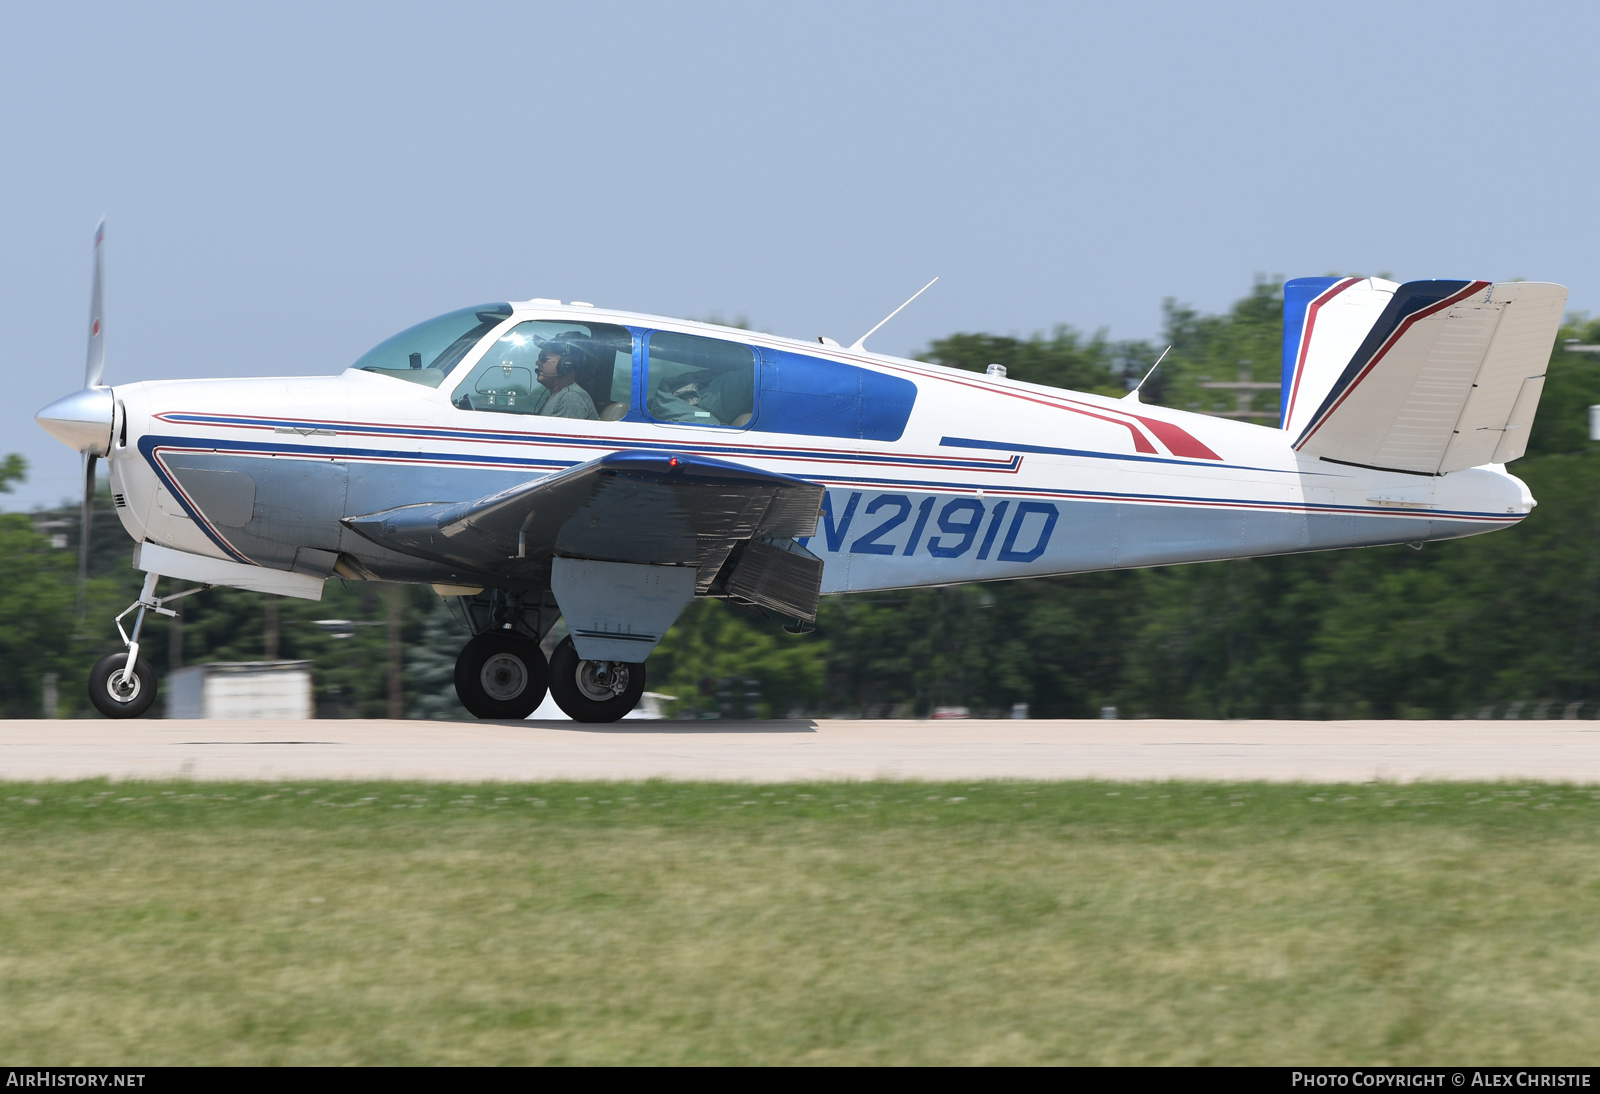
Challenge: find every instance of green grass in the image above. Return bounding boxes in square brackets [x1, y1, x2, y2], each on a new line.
[2, 780, 1598, 1064]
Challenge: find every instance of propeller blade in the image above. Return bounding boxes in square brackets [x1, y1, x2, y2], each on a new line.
[77, 452, 96, 619]
[85, 217, 105, 389]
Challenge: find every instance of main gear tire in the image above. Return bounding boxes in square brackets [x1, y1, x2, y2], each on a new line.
[547, 636, 646, 723]
[453, 631, 549, 720]
[88, 652, 159, 719]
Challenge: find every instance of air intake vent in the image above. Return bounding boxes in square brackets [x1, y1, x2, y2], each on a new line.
[112, 493, 127, 509]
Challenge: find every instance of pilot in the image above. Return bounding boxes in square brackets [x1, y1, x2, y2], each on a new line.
[534, 340, 597, 419]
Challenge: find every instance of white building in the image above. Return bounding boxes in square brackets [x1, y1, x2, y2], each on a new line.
[166, 661, 314, 719]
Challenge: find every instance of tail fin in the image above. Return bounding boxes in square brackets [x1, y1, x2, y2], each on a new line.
[1283, 278, 1565, 475]
[1280, 276, 1398, 436]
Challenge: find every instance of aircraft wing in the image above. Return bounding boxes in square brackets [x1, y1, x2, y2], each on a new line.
[342, 450, 826, 618]
[1293, 280, 1566, 475]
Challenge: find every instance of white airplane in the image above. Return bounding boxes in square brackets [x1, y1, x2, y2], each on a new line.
[36, 224, 1567, 721]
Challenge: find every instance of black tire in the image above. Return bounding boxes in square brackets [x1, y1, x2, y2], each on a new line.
[88, 652, 159, 719]
[453, 631, 548, 720]
[547, 636, 646, 723]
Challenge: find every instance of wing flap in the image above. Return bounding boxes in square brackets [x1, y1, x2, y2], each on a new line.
[724, 536, 825, 621]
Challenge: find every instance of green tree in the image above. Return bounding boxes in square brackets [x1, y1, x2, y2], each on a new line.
[918, 327, 1138, 397]
[0, 454, 26, 494]
[815, 573, 1136, 718]
[151, 580, 435, 718]
[0, 458, 123, 716]
[0, 512, 84, 716]
[1153, 278, 1286, 417]
[649, 598, 825, 718]
[408, 596, 474, 720]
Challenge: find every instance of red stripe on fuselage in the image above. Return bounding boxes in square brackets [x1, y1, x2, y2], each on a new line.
[1125, 414, 1221, 460]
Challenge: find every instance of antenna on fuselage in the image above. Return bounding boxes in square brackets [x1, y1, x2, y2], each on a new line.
[849, 276, 939, 352]
[1122, 345, 1171, 403]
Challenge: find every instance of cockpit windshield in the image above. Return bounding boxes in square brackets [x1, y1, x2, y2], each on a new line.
[350, 304, 513, 388]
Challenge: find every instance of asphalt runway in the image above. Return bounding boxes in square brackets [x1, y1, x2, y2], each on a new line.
[1, 718, 1598, 783]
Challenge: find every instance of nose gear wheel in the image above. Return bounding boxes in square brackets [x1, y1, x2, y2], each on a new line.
[88, 652, 158, 719]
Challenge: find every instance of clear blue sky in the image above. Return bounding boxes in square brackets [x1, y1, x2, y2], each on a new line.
[4, 1, 1595, 510]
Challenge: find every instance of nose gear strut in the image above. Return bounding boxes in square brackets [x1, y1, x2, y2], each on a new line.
[89, 570, 208, 719]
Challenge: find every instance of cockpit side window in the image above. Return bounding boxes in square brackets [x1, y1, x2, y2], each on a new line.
[644, 331, 757, 428]
[350, 304, 513, 388]
[450, 320, 634, 421]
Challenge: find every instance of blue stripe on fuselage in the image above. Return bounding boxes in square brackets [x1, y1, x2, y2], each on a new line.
[154, 412, 1020, 474]
[940, 435, 1322, 476]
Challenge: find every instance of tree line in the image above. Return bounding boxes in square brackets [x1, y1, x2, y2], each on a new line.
[6, 280, 1599, 719]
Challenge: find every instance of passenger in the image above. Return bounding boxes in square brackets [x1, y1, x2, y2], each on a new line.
[534, 341, 597, 419]
[650, 373, 723, 423]
[670, 380, 705, 409]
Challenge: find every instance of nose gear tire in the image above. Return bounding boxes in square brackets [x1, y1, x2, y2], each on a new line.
[453, 632, 548, 719]
[88, 652, 159, 719]
[547, 636, 645, 723]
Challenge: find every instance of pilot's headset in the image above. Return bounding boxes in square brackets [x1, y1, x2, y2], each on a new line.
[536, 336, 585, 376]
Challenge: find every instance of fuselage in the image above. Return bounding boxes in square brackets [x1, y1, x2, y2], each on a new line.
[100, 301, 1534, 596]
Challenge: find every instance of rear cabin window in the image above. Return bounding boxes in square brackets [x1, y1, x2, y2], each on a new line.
[450, 321, 634, 421]
[753, 348, 918, 442]
[645, 332, 757, 428]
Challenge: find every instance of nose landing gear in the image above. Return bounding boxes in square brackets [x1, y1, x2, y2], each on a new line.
[87, 570, 203, 719]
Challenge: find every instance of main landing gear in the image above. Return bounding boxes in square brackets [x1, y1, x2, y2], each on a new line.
[453, 631, 549, 720]
[546, 636, 646, 723]
[450, 632, 645, 723]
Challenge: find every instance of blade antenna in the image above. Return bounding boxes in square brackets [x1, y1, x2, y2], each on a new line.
[849, 276, 938, 352]
[1123, 345, 1171, 402]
